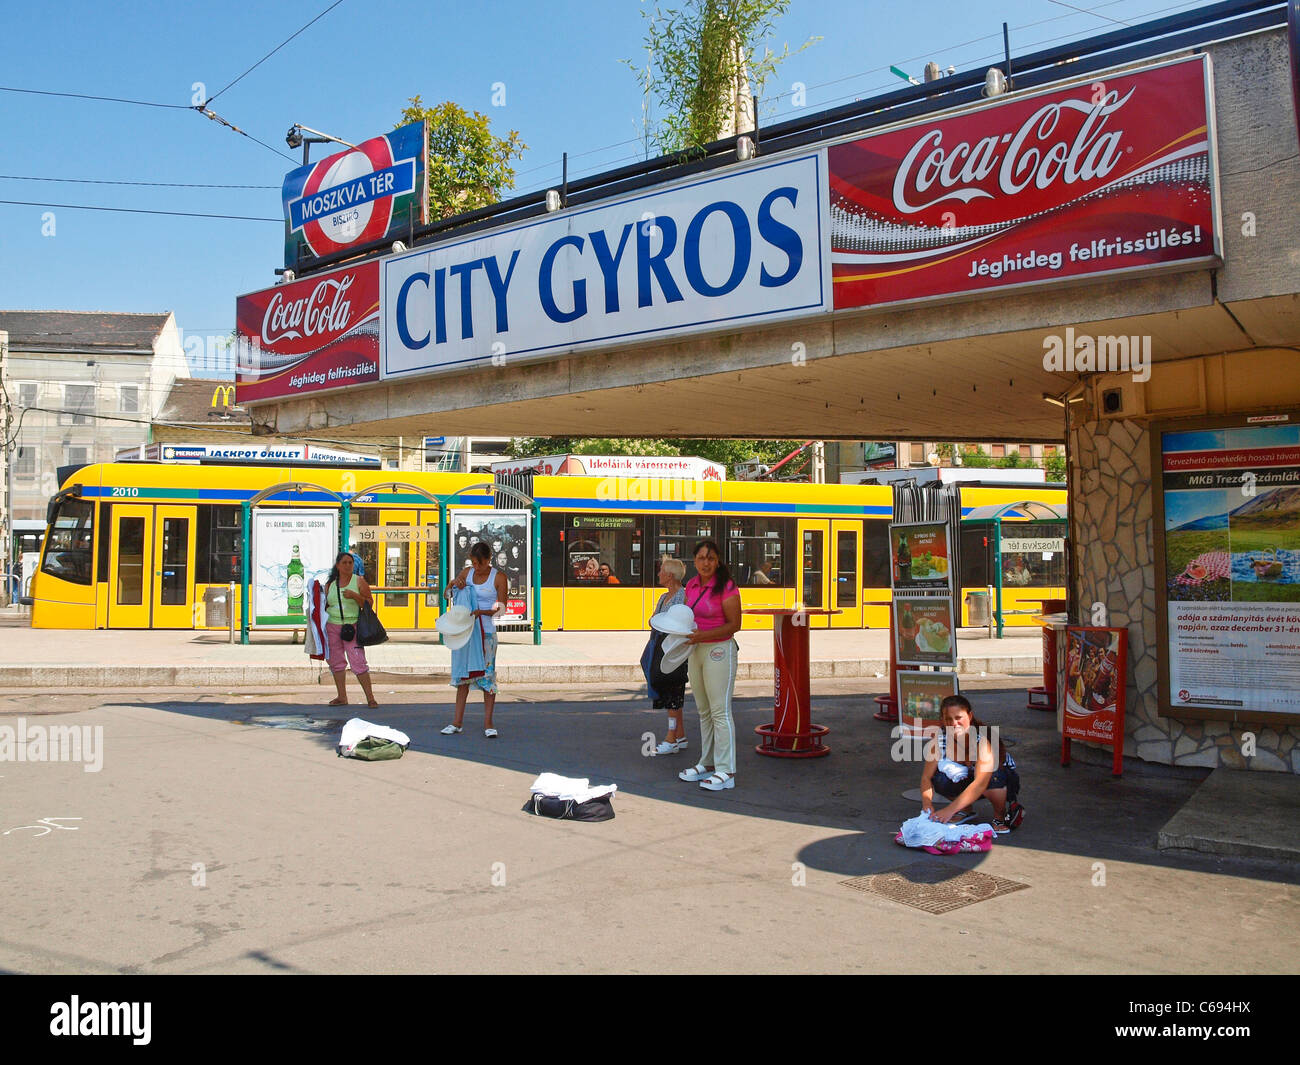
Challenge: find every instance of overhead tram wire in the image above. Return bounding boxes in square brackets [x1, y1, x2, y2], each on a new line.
[0, 200, 280, 222]
[0, 174, 278, 190]
[201, 0, 346, 108]
[0, 85, 191, 109]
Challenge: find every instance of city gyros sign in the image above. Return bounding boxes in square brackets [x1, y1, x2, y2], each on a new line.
[382, 153, 828, 378]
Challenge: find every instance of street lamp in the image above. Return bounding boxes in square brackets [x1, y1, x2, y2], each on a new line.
[285, 123, 358, 166]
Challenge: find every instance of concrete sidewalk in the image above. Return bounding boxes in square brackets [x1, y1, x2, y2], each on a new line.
[0, 619, 1044, 688]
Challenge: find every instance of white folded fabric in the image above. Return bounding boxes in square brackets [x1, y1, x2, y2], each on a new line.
[530, 772, 618, 803]
[937, 758, 970, 782]
[338, 717, 411, 753]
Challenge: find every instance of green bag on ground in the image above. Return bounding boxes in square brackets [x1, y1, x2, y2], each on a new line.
[347, 736, 406, 761]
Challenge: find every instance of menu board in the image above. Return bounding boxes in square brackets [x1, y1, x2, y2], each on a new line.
[894, 596, 957, 668]
[897, 672, 958, 722]
[1155, 417, 1300, 718]
[889, 521, 952, 592]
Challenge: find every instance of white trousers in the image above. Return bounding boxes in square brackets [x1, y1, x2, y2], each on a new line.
[687, 639, 738, 774]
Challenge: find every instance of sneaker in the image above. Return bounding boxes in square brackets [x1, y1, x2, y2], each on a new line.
[440, 724, 463, 735]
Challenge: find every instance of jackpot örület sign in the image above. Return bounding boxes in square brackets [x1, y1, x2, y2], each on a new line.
[381, 153, 828, 379]
[828, 55, 1221, 309]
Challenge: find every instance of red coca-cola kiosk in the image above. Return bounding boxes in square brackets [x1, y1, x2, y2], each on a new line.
[747, 608, 837, 757]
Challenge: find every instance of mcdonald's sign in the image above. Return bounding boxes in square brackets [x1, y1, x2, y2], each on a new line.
[211, 384, 235, 409]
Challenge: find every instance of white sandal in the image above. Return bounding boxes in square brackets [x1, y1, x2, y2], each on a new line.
[484, 728, 499, 739]
[678, 763, 709, 782]
[699, 771, 735, 791]
[440, 724, 462, 735]
[655, 739, 686, 755]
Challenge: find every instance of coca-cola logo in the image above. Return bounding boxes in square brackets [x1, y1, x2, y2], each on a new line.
[892, 85, 1135, 215]
[262, 274, 355, 345]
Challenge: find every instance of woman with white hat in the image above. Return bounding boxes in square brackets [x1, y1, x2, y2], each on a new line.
[647, 557, 690, 754]
[438, 542, 508, 738]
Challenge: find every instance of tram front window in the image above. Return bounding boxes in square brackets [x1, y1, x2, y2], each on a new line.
[40, 499, 94, 586]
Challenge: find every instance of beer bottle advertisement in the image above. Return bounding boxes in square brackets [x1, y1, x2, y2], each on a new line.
[251, 509, 338, 627]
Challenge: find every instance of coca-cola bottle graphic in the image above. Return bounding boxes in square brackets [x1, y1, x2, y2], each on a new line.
[896, 534, 912, 584]
[287, 543, 305, 615]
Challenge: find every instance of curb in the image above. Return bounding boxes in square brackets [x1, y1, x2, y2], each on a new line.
[0, 656, 1043, 689]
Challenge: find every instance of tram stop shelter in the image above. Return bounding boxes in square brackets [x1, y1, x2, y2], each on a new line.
[962, 501, 1068, 638]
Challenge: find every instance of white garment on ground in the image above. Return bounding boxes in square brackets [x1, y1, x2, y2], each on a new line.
[530, 772, 618, 803]
[338, 718, 411, 754]
[899, 810, 995, 848]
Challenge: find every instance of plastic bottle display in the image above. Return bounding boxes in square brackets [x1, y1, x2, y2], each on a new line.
[287, 543, 305, 614]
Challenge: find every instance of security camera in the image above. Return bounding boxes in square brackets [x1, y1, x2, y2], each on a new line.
[286, 126, 303, 150]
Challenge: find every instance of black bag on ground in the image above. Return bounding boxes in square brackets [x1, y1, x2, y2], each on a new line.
[521, 793, 615, 821]
[356, 603, 388, 646]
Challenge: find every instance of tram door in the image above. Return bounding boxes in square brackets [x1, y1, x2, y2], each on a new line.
[375, 509, 418, 629]
[105, 505, 197, 627]
[108, 505, 154, 627]
[830, 520, 862, 628]
[797, 520, 831, 629]
[153, 506, 197, 628]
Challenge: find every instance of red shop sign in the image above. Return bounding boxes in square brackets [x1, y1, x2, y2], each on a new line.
[235, 261, 381, 403]
[829, 55, 1219, 310]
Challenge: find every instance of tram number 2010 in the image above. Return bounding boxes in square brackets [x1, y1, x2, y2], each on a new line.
[110, 487, 140, 497]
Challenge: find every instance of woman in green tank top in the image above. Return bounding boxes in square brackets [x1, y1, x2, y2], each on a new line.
[325, 551, 378, 708]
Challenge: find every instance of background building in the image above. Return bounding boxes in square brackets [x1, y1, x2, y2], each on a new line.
[0, 311, 190, 523]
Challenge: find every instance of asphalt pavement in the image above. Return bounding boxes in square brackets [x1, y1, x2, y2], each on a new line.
[1, 677, 1296, 975]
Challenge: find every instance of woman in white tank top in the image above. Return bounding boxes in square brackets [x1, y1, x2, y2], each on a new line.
[441, 542, 509, 738]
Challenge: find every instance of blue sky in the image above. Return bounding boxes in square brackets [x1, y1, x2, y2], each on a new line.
[0, 0, 1217, 372]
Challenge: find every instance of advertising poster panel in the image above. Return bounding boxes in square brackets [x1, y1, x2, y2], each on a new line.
[895, 596, 956, 667]
[828, 56, 1219, 310]
[898, 671, 958, 722]
[1062, 626, 1127, 774]
[449, 509, 531, 621]
[235, 261, 380, 403]
[253, 509, 338, 627]
[382, 153, 828, 378]
[282, 120, 428, 268]
[889, 521, 952, 592]
[1157, 418, 1300, 717]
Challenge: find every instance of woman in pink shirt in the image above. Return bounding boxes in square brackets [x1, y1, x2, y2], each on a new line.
[677, 539, 743, 791]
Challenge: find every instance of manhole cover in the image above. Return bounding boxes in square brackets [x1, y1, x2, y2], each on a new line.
[842, 861, 1029, 914]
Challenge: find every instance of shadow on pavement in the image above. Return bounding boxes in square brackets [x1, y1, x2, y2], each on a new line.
[117, 685, 1298, 889]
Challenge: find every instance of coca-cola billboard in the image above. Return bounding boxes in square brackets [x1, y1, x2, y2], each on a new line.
[235, 262, 380, 403]
[829, 56, 1220, 309]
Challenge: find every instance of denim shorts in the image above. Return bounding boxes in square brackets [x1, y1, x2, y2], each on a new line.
[933, 765, 1020, 802]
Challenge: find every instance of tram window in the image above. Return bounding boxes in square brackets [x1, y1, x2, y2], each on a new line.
[117, 517, 145, 604]
[541, 514, 564, 587]
[654, 516, 715, 583]
[836, 529, 857, 607]
[98, 503, 111, 583]
[565, 515, 644, 586]
[350, 508, 379, 582]
[960, 528, 990, 588]
[862, 522, 891, 587]
[802, 529, 824, 608]
[40, 499, 94, 586]
[1000, 522, 1066, 588]
[201, 506, 244, 584]
[160, 517, 190, 605]
[725, 516, 789, 587]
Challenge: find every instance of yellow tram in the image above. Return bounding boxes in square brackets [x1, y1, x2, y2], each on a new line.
[30, 460, 1065, 631]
